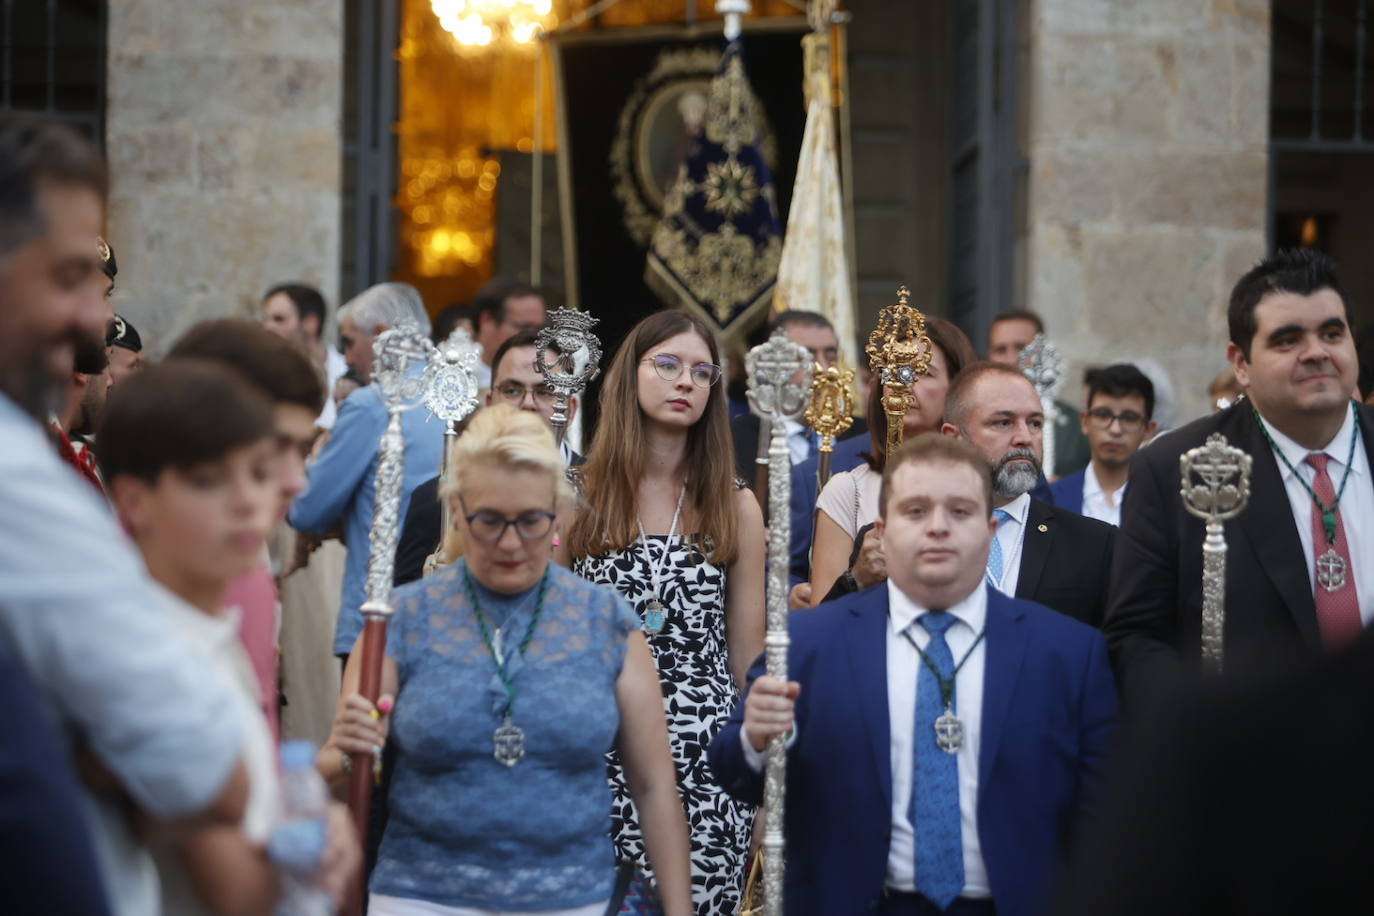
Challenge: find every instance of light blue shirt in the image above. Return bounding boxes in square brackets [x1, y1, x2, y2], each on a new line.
[289, 380, 446, 655]
[0, 394, 244, 915]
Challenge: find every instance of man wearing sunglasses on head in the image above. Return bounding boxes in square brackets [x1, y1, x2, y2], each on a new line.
[1050, 365, 1159, 527]
[394, 328, 585, 587]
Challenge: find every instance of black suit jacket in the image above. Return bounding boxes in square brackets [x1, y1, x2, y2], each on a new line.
[826, 497, 1116, 628]
[393, 451, 584, 587]
[730, 413, 868, 483]
[1054, 627, 1374, 916]
[1104, 400, 1374, 711]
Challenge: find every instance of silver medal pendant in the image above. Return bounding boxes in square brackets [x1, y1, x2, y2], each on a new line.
[643, 598, 666, 635]
[1317, 547, 1348, 593]
[934, 706, 963, 755]
[493, 715, 526, 767]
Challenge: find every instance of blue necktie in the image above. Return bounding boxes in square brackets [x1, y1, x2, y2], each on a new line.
[911, 612, 964, 909]
[985, 508, 1012, 587]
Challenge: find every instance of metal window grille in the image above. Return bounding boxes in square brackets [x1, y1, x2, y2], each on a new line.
[1271, 0, 1374, 150]
[0, 0, 106, 143]
[1269, 0, 1374, 249]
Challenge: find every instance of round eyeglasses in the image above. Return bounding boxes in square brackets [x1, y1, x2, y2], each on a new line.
[459, 497, 557, 543]
[642, 353, 722, 388]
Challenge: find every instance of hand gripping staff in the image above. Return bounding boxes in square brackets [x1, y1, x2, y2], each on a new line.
[345, 326, 436, 916]
[745, 326, 813, 916]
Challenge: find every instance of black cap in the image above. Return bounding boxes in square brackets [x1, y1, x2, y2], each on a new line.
[97, 235, 117, 280]
[107, 314, 142, 352]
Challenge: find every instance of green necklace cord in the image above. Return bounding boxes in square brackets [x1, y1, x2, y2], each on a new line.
[462, 564, 551, 718]
[902, 622, 987, 713]
[1252, 401, 1361, 546]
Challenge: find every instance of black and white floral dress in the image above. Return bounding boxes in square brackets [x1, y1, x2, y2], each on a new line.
[574, 532, 753, 916]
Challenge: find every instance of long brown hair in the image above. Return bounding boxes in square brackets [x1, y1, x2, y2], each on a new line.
[564, 310, 739, 565]
[864, 315, 977, 470]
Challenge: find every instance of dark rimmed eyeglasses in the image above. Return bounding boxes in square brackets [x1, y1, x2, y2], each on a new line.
[1085, 407, 1146, 431]
[458, 497, 557, 543]
[493, 380, 557, 406]
[642, 353, 722, 388]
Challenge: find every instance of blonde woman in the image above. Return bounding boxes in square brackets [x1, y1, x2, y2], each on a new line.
[324, 404, 692, 916]
[560, 311, 766, 916]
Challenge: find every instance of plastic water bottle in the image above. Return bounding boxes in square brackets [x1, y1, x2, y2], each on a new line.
[269, 740, 334, 916]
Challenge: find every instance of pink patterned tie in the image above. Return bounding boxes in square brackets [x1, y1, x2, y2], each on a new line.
[1306, 453, 1363, 648]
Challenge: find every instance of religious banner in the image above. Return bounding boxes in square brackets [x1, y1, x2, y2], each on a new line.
[549, 22, 806, 372]
[773, 27, 856, 366]
[644, 39, 783, 346]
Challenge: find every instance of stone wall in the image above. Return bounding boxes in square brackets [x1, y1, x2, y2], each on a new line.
[105, 1, 343, 353]
[1024, 0, 1270, 427]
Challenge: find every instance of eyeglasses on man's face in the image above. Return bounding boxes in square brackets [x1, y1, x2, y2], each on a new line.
[458, 497, 557, 543]
[1085, 407, 1146, 431]
[493, 380, 557, 406]
[642, 353, 722, 388]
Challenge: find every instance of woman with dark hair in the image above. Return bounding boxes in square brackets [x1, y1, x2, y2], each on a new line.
[803, 316, 978, 604]
[560, 310, 765, 916]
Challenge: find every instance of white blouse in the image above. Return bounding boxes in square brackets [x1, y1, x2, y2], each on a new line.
[815, 462, 883, 539]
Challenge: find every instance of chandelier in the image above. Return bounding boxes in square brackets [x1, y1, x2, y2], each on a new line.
[431, 0, 557, 48]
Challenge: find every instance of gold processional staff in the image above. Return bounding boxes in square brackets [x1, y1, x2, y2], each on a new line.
[865, 285, 934, 456]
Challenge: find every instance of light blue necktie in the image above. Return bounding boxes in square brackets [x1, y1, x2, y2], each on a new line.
[911, 612, 964, 909]
[985, 508, 1013, 586]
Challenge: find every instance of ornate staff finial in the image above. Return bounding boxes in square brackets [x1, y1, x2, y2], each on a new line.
[747, 326, 812, 424]
[370, 327, 435, 413]
[865, 285, 934, 456]
[1179, 432, 1253, 672]
[424, 328, 482, 424]
[534, 307, 603, 448]
[422, 328, 482, 575]
[1016, 332, 1064, 477]
[745, 325, 812, 916]
[804, 359, 854, 494]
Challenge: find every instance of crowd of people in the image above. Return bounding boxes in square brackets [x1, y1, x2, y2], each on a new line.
[5, 108, 1374, 916]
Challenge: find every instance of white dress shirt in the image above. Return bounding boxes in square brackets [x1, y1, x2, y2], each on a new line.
[1256, 404, 1374, 622]
[988, 492, 1030, 596]
[1080, 463, 1126, 527]
[316, 346, 349, 430]
[884, 580, 991, 897]
[784, 418, 816, 465]
[739, 582, 993, 898]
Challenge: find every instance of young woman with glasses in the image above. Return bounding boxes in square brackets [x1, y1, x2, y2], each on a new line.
[324, 404, 692, 916]
[559, 310, 765, 916]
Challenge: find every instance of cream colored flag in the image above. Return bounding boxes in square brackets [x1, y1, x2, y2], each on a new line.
[773, 29, 856, 366]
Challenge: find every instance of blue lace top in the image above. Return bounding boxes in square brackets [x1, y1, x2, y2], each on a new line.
[369, 559, 640, 909]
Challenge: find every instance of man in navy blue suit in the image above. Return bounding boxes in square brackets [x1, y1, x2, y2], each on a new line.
[1049, 364, 1157, 526]
[711, 433, 1118, 916]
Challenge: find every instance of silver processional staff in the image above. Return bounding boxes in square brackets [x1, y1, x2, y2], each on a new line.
[534, 306, 603, 449]
[745, 325, 813, 916]
[347, 326, 435, 915]
[1179, 432, 1252, 672]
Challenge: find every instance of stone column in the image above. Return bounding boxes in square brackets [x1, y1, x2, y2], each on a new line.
[1024, 0, 1269, 426]
[105, 1, 343, 352]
